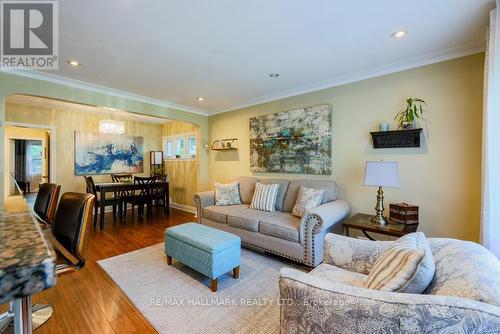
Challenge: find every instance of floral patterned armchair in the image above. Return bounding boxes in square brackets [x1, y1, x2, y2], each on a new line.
[279, 233, 500, 333]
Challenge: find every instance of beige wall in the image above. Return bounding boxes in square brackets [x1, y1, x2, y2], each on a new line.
[208, 54, 484, 242]
[163, 120, 199, 208]
[5, 103, 164, 194]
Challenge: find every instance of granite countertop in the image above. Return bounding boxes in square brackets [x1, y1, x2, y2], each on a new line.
[0, 176, 56, 304]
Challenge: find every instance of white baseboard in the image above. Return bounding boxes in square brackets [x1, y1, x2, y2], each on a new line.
[97, 202, 196, 215]
[169, 202, 196, 214]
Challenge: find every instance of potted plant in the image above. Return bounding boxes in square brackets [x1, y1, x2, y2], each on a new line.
[395, 98, 427, 129]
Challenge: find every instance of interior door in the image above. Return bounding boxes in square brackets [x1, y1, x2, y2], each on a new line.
[42, 130, 50, 183]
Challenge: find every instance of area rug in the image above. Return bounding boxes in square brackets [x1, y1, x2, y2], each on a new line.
[97, 243, 302, 334]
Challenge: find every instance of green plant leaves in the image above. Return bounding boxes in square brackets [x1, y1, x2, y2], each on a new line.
[396, 97, 427, 128]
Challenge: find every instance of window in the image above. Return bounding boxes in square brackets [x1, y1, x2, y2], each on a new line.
[165, 139, 174, 158]
[28, 142, 42, 175]
[163, 132, 197, 160]
[176, 137, 185, 156]
[188, 136, 196, 156]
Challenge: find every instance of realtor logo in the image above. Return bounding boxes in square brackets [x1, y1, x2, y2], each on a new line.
[1, 1, 58, 69]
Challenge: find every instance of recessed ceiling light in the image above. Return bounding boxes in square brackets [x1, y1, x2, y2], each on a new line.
[391, 31, 407, 39]
[67, 60, 81, 66]
[196, 97, 204, 102]
[269, 73, 280, 78]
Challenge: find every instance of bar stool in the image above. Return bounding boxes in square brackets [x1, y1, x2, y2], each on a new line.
[0, 192, 95, 333]
[33, 183, 61, 227]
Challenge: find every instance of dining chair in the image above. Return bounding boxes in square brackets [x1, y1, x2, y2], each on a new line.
[130, 176, 156, 220]
[30, 192, 96, 330]
[111, 174, 133, 182]
[83, 175, 122, 228]
[111, 174, 132, 216]
[33, 183, 61, 227]
[153, 174, 168, 215]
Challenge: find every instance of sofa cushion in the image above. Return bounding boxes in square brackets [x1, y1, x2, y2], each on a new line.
[237, 176, 260, 204]
[366, 232, 435, 294]
[310, 263, 367, 288]
[215, 181, 242, 206]
[203, 205, 249, 224]
[260, 213, 301, 242]
[283, 180, 336, 213]
[227, 207, 279, 232]
[250, 183, 279, 212]
[292, 186, 324, 218]
[426, 238, 500, 307]
[259, 178, 290, 211]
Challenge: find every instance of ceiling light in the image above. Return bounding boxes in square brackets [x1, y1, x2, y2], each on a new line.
[99, 120, 124, 134]
[269, 73, 280, 78]
[67, 60, 81, 66]
[196, 97, 204, 102]
[102, 106, 118, 111]
[391, 31, 406, 39]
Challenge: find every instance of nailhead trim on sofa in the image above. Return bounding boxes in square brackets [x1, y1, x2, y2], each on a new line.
[194, 195, 332, 267]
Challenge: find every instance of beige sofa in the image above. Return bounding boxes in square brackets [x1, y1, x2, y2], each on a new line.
[193, 176, 350, 267]
[280, 234, 500, 332]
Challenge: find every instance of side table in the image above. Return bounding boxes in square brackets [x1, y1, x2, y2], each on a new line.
[343, 213, 418, 240]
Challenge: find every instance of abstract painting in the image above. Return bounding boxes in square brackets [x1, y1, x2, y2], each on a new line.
[74, 132, 144, 175]
[249, 104, 332, 175]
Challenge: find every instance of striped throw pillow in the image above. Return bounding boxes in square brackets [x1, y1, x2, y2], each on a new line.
[250, 183, 279, 212]
[365, 232, 435, 293]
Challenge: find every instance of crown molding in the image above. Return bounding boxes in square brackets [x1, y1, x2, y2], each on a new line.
[0, 68, 210, 116]
[0, 40, 486, 117]
[211, 41, 486, 115]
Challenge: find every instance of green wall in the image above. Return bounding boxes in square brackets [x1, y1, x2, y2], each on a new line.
[0, 72, 209, 191]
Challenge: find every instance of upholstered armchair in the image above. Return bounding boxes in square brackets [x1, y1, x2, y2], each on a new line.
[279, 234, 500, 333]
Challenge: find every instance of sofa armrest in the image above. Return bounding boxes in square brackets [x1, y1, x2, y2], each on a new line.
[280, 268, 500, 333]
[301, 200, 350, 235]
[299, 200, 349, 267]
[323, 233, 392, 274]
[193, 191, 215, 222]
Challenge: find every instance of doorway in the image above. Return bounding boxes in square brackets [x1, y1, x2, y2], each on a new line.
[4, 126, 51, 196]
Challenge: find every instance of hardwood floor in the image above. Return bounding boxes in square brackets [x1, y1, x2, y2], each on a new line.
[3, 207, 194, 334]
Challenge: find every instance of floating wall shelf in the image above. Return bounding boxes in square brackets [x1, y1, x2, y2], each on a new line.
[370, 128, 422, 148]
[211, 138, 239, 151]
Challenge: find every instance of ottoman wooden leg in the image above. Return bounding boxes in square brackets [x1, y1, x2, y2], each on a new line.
[210, 279, 218, 292]
[233, 266, 240, 279]
[166, 255, 172, 265]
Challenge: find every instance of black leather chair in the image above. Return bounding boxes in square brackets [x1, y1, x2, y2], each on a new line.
[0, 192, 95, 332]
[33, 183, 61, 227]
[32, 192, 96, 330]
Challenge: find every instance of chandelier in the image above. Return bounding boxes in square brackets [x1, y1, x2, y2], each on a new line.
[99, 119, 125, 134]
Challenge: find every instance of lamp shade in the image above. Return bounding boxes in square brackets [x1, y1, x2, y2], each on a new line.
[150, 151, 163, 164]
[364, 161, 400, 188]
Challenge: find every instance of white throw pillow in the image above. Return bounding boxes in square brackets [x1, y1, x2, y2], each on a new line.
[250, 183, 279, 212]
[292, 186, 324, 218]
[214, 181, 242, 206]
[365, 232, 435, 294]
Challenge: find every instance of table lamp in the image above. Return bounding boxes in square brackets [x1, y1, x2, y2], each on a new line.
[364, 161, 400, 225]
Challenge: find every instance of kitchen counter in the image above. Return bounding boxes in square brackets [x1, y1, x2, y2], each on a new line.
[0, 174, 56, 305]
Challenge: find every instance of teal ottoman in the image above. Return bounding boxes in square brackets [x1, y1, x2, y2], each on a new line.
[164, 223, 241, 292]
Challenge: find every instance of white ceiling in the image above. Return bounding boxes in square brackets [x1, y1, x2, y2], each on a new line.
[29, 0, 495, 114]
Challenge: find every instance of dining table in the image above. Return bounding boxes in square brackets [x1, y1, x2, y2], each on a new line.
[94, 180, 169, 230]
[0, 173, 56, 334]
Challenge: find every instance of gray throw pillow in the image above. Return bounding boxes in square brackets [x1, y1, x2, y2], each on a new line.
[292, 186, 324, 218]
[214, 181, 242, 206]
